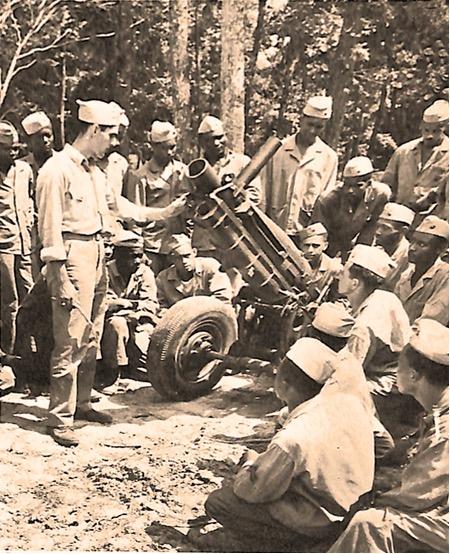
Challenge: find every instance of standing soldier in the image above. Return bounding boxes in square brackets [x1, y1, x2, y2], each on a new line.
[383, 99, 449, 219]
[0, 121, 34, 354]
[260, 96, 337, 238]
[36, 100, 186, 447]
[192, 115, 262, 257]
[21, 110, 56, 278]
[125, 120, 188, 274]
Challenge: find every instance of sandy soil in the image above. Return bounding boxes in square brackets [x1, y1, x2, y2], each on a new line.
[0, 372, 280, 551]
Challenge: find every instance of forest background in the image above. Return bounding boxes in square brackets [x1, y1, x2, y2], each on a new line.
[0, 0, 448, 171]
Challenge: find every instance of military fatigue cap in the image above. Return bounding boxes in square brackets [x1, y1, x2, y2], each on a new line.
[410, 318, 448, 365]
[0, 120, 19, 145]
[76, 99, 122, 127]
[150, 121, 177, 143]
[422, 99, 449, 124]
[348, 244, 396, 279]
[198, 115, 225, 136]
[415, 215, 449, 240]
[109, 102, 129, 127]
[303, 96, 332, 120]
[298, 222, 328, 242]
[112, 230, 144, 250]
[379, 202, 415, 226]
[286, 337, 336, 384]
[167, 233, 192, 255]
[343, 156, 374, 178]
[21, 111, 52, 135]
[312, 302, 355, 338]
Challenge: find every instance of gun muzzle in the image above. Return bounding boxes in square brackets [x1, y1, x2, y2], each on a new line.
[187, 158, 221, 194]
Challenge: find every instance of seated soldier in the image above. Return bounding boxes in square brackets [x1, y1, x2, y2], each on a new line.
[156, 234, 233, 309]
[309, 302, 394, 459]
[395, 215, 448, 325]
[192, 339, 375, 552]
[338, 244, 411, 399]
[373, 202, 415, 291]
[298, 223, 342, 300]
[100, 231, 158, 381]
[330, 319, 449, 553]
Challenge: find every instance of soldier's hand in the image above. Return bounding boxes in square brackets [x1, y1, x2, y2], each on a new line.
[165, 193, 189, 218]
[56, 279, 79, 311]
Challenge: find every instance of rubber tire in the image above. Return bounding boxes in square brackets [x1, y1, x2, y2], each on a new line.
[147, 296, 238, 400]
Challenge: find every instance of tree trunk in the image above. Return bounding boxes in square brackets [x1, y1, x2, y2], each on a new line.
[220, 0, 250, 153]
[169, 0, 192, 157]
[59, 53, 67, 147]
[325, 4, 363, 149]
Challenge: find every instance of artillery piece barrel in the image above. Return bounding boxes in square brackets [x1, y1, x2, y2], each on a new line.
[233, 136, 282, 196]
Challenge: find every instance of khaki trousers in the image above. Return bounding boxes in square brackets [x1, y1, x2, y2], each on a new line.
[0, 252, 33, 353]
[46, 237, 107, 428]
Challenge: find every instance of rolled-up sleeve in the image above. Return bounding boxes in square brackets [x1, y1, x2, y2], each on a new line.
[36, 165, 67, 262]
[233, 443, 295, 504]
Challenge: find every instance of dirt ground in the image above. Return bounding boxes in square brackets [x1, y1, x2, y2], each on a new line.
[0, 372, 281, 551]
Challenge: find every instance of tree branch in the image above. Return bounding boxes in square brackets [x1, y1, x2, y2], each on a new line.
[12, 58, 37, 77]
[18, 28, 72, 59]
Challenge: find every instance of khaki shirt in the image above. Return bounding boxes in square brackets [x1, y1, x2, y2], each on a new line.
[37, 145, 153, 263]
[309, 253, 342, 297]
[394, 259, 449, 325]
[312, 181, 391, 258]
[0, 160, 34, 255]
[192, 150, 261, 251]
[233, 361, 374, 535]
[106, 259, 158, 316]
[125, 158, 188, 254]
[104, 152, 129, 198]
[379, 388, 448, 514]
[156, 257, 233, 308]
[382, 136, 449, 215]
[260, 134, 337, 232]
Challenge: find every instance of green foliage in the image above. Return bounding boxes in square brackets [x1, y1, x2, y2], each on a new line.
[0, 0, 447, 166]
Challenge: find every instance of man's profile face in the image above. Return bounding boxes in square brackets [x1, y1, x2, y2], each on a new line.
[152, 138, 177, 167]
[91, 125, 119, 160]
[30, 126, 54, 158]
[0, 140, 19, 168]
[374, 219, 403, 250]
[408, 231, 440, 266]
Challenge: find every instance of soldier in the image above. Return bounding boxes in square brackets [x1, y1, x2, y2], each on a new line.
[260, 96, 337, 236]
[338, 244, 411, 398]
[330, 319, 448, 553]
[192, 115, 261, 257]
[125, 120, 189, 274]
[298, 222, 342, 298]
[195, 339, 374, 552]
[21, 111, 55, 179]
[373, 202, 415, 290]
[21, 111, 56, 278]
[395, 215, 448, 325]
[312, 156, 391, 259]
[36, 99, 187, 447]
[100, 230, 158, 383]
[156, 234, 233, 309]
[383, 99, 449, 219]
[0, 121, 34, 354]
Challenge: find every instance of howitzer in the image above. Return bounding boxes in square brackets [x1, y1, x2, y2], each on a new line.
[145, 137, 326, 400]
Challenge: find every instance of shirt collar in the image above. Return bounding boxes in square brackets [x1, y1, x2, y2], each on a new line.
[413, 135, 449, 152]
[64, 143, 89, 169]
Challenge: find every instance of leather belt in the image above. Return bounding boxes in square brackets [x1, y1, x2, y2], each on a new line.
[62, 231, 103, 241]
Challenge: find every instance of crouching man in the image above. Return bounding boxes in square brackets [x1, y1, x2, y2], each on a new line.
[329, 319, 448, 553]
[156, 234, 233, 309]
[196, 339, 375, 551]
[100, 231, 158, 381]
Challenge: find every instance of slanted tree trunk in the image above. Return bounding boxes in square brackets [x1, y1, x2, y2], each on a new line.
[326, 4, 363, 149]
[220, 0, 250, 153]
[169, 0, 192, 158]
